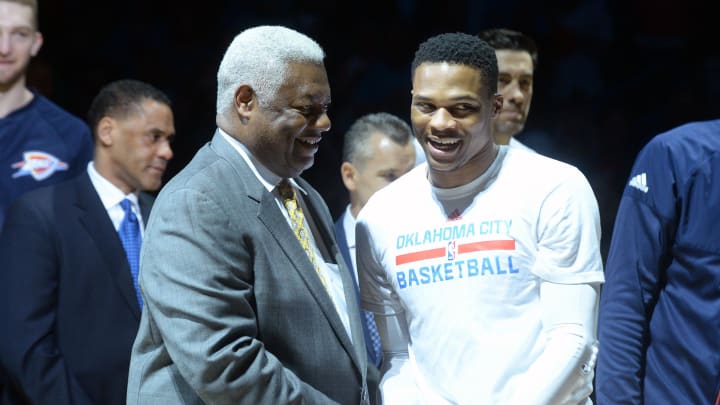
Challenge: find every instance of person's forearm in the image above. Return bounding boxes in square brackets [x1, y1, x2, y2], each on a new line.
[503, 282, 599, 405]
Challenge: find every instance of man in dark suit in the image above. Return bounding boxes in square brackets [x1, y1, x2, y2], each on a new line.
[0, 79, 175, 404]
[126, 25, 370, 404]
[335, 112, 416, 368]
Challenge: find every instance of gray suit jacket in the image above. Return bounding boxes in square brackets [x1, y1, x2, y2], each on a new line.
[127, 131, 369, 404]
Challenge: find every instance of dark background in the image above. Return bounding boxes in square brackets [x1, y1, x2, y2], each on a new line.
[29, 0, 718, 259]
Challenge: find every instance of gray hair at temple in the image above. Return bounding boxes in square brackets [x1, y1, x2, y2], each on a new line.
[342, 112, 414, 166]
[215, 25, 326, 114]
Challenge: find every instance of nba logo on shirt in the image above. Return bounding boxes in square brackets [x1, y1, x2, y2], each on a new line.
[11, 151, 69, 181]
[447, 240, 457, 261]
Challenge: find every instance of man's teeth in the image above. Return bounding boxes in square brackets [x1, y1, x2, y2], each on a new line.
[298, 138, 320, 145]
[433, 138, 459, 145]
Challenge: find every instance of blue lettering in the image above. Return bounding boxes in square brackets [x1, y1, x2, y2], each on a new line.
[481, 257, 494, 275]
[467, 259, 478, 276]
[496, 256, 507, 275]
[432, 228, 442, 243]
[444, 262, 454, 281]
[455, 260, 464, 278]
[452, 224, 465, 239]
[466, 223, 476, 237]
[396, 253, 520, 290]
[431, 264, 443, 282]
[419, 266, 431, 284]
[407, 269, 419, 287]
[508, 256, 519, 273]
[479, 221, 489, 235]
[396, 272, 407, 289]
[476, 219, 514, 235]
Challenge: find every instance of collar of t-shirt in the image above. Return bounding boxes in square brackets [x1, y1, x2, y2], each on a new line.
[430, 146, 508, 218]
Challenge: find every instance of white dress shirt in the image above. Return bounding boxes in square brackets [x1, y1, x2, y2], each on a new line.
[87, 162, 144, 235]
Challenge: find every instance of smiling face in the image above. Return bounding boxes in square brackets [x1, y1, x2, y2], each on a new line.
[242, 61, 331, 178]
[411, 62, 501, 188]
[494, 49, 534, 144]
[98, 98, 175, 194]
[0, 1, 42, 90]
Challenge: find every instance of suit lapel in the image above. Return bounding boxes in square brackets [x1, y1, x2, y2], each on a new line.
[138, 192, 153, 224]
[334, 213, 354, 279]
[257, 189, 354, 340]
[209, 130, 366, 374]
[74, 174, 142, 319]
[296, 179, 368, 374]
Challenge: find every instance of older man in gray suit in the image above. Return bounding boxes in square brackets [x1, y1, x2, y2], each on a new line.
[126, 25, 370, 404]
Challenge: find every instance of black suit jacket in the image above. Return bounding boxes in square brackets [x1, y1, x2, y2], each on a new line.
[0, 172, 152, 404]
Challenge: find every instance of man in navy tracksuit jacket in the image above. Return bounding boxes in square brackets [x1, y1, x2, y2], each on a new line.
[596, 119, 720, 404]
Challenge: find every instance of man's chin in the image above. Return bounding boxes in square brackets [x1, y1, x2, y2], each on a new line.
[0, 70, 25, 90]
[141, 178, 163, 193]
[496, 123, 523, 137]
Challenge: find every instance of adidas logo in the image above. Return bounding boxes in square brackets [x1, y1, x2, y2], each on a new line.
[628, 172, 649, 193]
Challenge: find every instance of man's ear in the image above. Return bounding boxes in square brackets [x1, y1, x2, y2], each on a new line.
[235, 85, 254, 124]
[492, 93, 503, 116]
[340, 162, 357, 191]
[96, 117, 115, 146]
[30, 31, 43, 57]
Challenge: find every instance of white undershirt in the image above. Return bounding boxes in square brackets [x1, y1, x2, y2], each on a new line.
[341, 204, 358, 278]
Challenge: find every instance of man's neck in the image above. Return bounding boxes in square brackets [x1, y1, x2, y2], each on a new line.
[0, 81, 33, 118]
[350, 202, 361, 219]
[494, 132, 512, 146]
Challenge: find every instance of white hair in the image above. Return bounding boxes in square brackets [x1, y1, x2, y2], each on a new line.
[216, 25, 326, 114]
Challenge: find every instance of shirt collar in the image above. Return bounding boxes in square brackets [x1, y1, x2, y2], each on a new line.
[87, 161, 139, 210]
[218, 128, 307, 196]
[341, 204, 356, 248]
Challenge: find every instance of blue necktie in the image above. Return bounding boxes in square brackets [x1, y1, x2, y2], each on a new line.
[119, 199, 143, 308]
[364, 310, 383, 368]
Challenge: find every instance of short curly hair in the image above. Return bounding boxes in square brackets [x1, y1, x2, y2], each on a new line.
[411, 32, 498, 97]
[216, 25, 325, 114]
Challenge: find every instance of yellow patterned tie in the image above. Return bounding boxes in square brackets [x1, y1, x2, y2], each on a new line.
[277, 180, 330, 290]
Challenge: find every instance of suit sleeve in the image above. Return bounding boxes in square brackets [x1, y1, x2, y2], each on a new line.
[595, 140, 677, 404]
[138, 188, 338, 404]
[0, 199, 94, 404]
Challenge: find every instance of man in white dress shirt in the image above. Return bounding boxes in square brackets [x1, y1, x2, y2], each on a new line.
[0, 79, 175, 404]
[334, 112, 416, 368]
